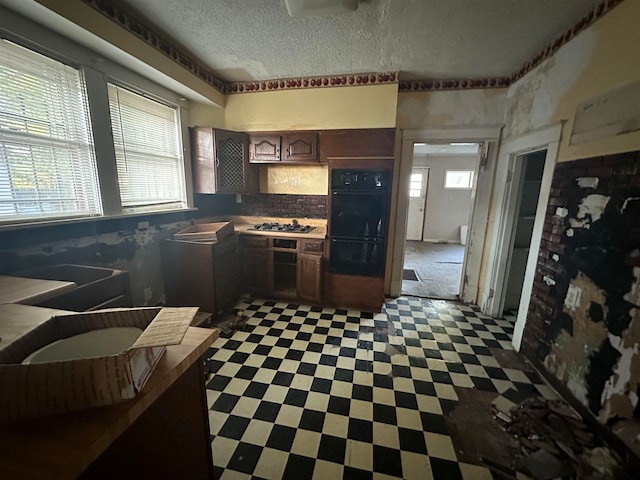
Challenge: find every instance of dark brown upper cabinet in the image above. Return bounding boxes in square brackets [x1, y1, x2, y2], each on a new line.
[191, 127, 256, 194]
[248, 131, 319, 164]
[319, 128, 395, 161]
[249, 134, 281, 163]
[282, 132, 318, 163]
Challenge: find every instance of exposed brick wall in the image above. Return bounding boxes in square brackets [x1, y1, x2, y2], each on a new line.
[233, 194, 327, 218]
[521, 150, 640, 434]
[522, 151, 640, 360]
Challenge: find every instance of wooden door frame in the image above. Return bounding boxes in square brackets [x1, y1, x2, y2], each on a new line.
[389, 126, 503, 301]
[480, 123, 562, 351]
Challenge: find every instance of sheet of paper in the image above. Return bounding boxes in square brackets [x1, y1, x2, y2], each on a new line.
[132, 307, 198, 348]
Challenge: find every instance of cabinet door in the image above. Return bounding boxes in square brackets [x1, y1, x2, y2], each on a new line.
[282, 132, 318, 163]
[249, 134, 281, 163]
[243, 248, 272, 297]
[213, 251, 239, 313]
[191, 127, 216, 193]
[161, 240, 216, 313]
[319, 128, 395, 161]
[213, 129, 252, 194]
[297, 253, 322, 302]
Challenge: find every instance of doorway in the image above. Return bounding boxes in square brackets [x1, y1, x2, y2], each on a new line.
[401, 143, 480, 300]
[502, 150, 546, 320]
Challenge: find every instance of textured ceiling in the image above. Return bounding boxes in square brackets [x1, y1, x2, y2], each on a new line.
[118, 0, 602, 82]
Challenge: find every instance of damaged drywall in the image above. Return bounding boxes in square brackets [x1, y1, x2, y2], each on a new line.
[544, 272, 609, 406]
[522, 150, 640, 452]
[0, 215, 192, 305]
[600, 308, 640, 422]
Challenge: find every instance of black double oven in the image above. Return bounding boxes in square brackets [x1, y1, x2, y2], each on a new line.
[328, 169, 391, 277]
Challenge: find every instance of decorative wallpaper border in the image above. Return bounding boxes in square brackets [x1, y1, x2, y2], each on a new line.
[226, 72, 397, 93]
[398, 77, 510, 92]
[81, 0, 227, 93]
[82, 0, 624, 95]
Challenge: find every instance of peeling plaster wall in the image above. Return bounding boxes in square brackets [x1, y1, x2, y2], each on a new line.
[0, 203, 233, 306]
[521, 150, 640, 454]
[395, 89, 506, 129]
[504, 0, 640, 162]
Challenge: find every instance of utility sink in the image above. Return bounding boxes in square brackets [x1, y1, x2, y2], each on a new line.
[15, 264, 131, 311]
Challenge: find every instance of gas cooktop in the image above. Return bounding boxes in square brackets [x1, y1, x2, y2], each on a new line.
[250, 221, 314, 233]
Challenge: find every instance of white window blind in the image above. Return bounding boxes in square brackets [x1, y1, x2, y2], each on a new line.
[108, 84, 185, 211]
[0, 40, 101, 222]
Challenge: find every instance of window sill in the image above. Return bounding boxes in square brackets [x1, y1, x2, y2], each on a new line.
[0, 208, 198, 233]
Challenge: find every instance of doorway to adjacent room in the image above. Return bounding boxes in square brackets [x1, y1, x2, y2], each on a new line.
[401, 142, 480, 300]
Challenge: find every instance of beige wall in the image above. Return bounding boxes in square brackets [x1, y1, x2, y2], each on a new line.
[396, 89, 507, 129]
[259, 165, 328, 195]
[504, 0, 640, 162]
[189, 103, 225, 128]
[225, 84, 398, 131]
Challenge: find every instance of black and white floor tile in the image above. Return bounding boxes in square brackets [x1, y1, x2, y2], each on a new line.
[204, 297, 556, 480]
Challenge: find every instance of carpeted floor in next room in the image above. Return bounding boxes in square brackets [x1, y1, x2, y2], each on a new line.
[402, 241, 465, 300]
[204, 296, 558, 480]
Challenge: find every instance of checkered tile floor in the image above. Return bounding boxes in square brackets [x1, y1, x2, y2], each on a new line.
[204, 297, 557, 479]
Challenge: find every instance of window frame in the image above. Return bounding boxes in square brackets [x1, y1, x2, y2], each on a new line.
[0, 24, 193, 230]
[443, 169, 474, 190]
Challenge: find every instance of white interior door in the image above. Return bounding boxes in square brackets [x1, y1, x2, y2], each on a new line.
[406, 168, 428, 241]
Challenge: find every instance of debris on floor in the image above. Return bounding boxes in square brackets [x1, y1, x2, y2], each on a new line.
[212, 311, 249, 336]
[446, 378, 634, 479]
[493, 396, 633, 480]
[445, 387, 521, 469]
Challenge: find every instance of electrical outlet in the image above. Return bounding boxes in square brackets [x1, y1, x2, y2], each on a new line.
[235, 194, 242, 203]
[137, 221, 149, 229]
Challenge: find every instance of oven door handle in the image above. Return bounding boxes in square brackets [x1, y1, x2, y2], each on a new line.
[330, 237, 382, 244]
[331, 190, 387, 195]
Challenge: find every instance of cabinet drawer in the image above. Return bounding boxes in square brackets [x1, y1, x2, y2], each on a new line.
[242, 235, 269, 249]
[300, 239, 324, 254]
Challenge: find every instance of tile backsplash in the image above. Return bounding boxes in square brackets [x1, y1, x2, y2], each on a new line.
[233, 194, 327, 218]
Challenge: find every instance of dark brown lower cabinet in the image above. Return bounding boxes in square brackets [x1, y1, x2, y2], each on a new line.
[297, 254, 322, 302]
[240, 235, 323, 303]
[161, 235, 239, 314]
[243, 247, 272, 297]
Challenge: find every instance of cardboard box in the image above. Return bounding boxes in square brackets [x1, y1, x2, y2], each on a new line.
[174, 221, 234, 241]
[0, 306, 197, 422]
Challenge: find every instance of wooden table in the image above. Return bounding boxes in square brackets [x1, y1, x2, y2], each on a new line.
[0, 275, 76, 305]
[0, 307, 218, 480]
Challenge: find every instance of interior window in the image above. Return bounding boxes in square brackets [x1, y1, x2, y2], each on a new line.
[0, 40, 101, 222]
[444, 170, 474, 189]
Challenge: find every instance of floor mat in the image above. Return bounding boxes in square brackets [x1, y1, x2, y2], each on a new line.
[402, 268, 419, 281]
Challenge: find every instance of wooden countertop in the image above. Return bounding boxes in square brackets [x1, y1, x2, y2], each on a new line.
[0, 275, 76, 305]
[0, 303, 69, 350]
[0, 325, 218, 480]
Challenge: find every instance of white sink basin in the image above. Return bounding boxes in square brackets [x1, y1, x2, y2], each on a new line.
[22, 327, 144, 364]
